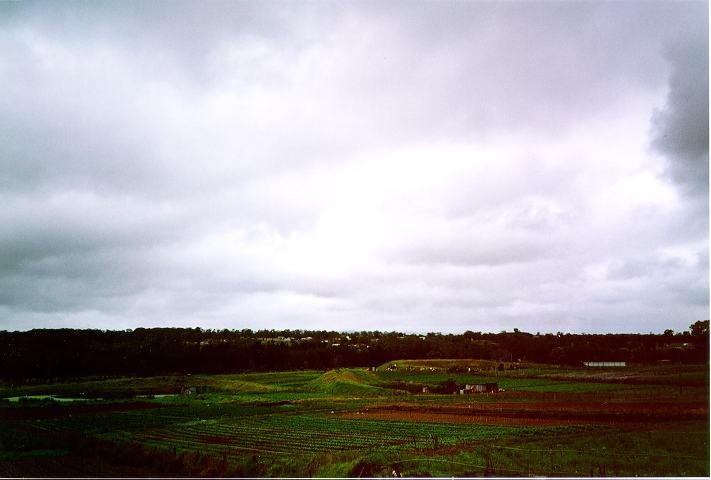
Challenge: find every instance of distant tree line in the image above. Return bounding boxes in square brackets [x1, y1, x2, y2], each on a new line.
[0, 321, 707, 382]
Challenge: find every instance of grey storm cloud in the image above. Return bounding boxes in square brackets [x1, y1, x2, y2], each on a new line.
[652, 27, 710, 197]
[0, 0, 707, 334]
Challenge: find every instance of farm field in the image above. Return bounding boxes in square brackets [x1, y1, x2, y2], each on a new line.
[0, 361, 708, 477]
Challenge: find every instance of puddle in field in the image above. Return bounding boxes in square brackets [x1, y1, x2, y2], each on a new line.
[3, 393, 178, 402]
[3, 395, 95, 403]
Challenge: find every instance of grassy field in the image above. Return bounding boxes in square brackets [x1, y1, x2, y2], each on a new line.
[0, 361, 707, 477]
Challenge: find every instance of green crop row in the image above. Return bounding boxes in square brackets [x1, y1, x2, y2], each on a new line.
[82, 410, 583, 460]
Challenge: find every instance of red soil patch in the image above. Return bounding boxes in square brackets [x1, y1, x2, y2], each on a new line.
[345, 400, 708, 425]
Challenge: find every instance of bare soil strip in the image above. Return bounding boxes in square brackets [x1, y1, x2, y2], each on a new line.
[341, 400, 708, 425]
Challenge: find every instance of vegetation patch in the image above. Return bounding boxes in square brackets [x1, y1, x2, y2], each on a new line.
[306, 369, 395, 395]
[0, 362, 707, 477]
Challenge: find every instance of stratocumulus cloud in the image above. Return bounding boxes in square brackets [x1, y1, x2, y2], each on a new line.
[0, 0, 707, 333]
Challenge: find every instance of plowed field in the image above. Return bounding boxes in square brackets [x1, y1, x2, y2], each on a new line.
[341, 399, 708, 426]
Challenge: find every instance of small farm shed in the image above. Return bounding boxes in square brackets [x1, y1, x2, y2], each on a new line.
[583, 361, 626, 367]
[460, 382, 498, 394]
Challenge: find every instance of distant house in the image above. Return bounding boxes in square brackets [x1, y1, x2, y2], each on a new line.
[582, 361, 626, 367]
[461, 382, 498, 394]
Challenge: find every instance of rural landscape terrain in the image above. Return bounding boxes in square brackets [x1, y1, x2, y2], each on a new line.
[0, 326, 708, 477]
[1, 1, 708, 477]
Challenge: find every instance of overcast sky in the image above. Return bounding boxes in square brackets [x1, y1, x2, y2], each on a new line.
[0, 0, 708, 334]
